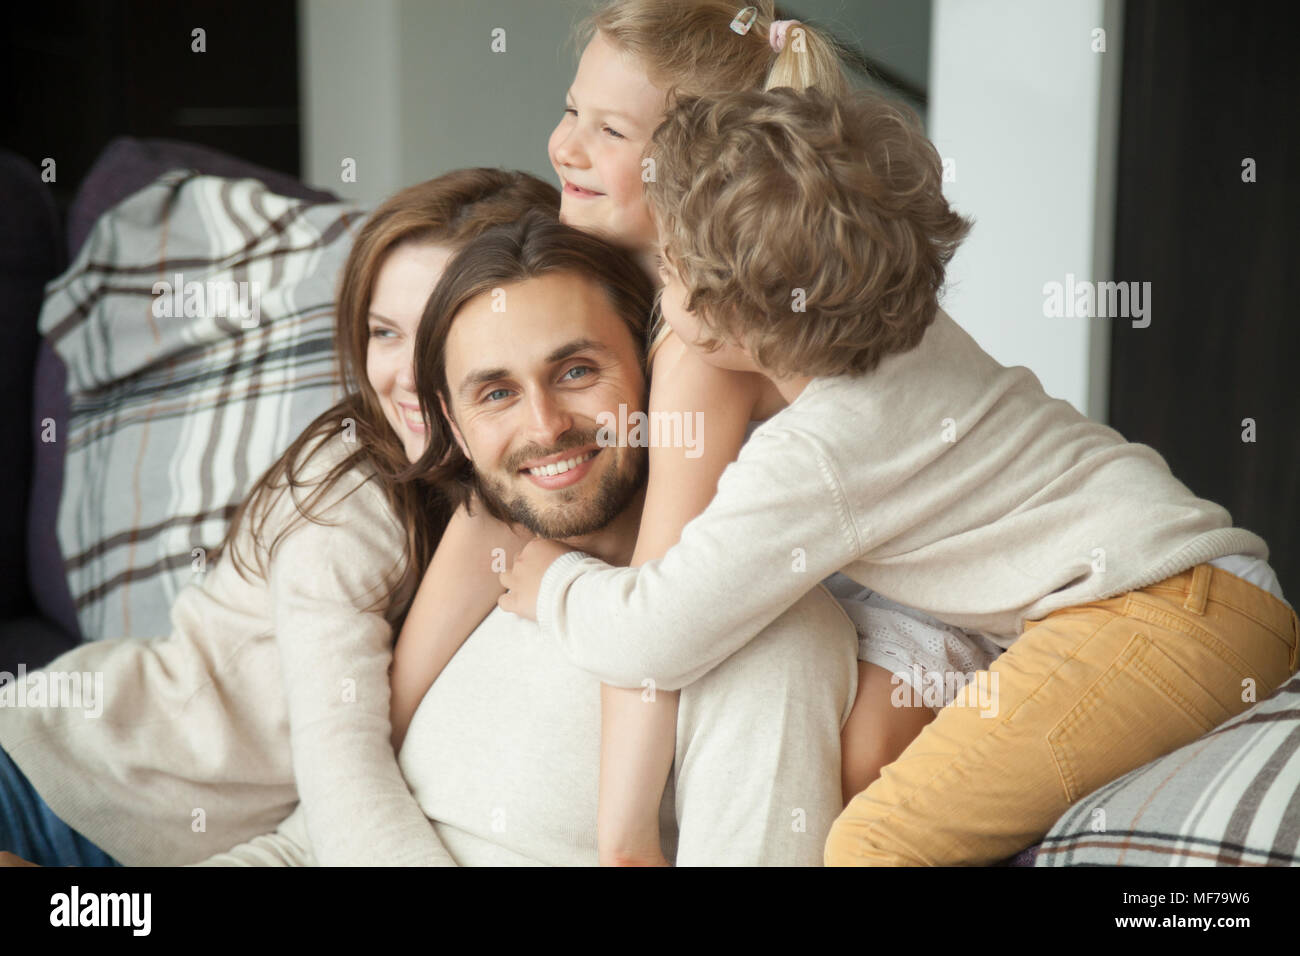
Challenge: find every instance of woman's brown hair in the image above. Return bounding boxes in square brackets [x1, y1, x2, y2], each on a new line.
[404, 210, 655, 521]
[218, 169, 560, 624]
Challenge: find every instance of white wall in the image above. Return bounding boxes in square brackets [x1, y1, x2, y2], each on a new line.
[298, 0, 933, 201]
[928, 0, 1123, 421]
[299, 0, 587, 203]
[299, 0, 405, 202]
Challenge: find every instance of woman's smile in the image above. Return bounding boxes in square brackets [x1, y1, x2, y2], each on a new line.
[397, 401, 426, 433]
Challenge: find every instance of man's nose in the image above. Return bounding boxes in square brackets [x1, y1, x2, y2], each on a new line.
[524, 390, 574, 447]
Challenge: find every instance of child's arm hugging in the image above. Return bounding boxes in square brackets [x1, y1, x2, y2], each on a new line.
[513, 424, 858, 689]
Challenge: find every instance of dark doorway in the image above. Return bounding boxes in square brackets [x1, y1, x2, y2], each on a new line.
[1109, 0, 1299, 605]
[2, 0, 302, 219]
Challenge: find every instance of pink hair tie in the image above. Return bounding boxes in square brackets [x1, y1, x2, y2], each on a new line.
[769, 18, 801, 52]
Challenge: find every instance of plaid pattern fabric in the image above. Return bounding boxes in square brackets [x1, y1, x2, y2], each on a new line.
[38, 170, 369, 641]
[1036, 675, 1300, 866]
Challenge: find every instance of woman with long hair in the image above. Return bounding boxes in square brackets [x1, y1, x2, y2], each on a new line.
[0, 168, 558, 867]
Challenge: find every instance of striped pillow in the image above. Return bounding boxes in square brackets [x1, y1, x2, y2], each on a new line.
[1036, 675, 1300, 866]
[38, 170, 367, 641]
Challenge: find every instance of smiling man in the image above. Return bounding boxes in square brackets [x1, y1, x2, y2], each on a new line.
[197, 212, 858, 867]
[439, 269, 648, 543]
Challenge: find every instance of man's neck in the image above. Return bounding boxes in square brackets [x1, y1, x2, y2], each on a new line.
[557, 486, 646, 566]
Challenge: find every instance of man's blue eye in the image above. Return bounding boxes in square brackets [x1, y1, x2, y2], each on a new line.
[563, 366, 592, 381]
[486, 388, 511, 402]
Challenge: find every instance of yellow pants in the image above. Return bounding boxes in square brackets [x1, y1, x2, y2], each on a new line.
[824, 562, 1300, 865]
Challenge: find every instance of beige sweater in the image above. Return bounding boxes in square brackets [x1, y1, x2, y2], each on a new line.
[0, 432, 451, 867]
[536, 307, 1270, 689]
[200, 585, 859, 867]
[200, 606, 676, 867]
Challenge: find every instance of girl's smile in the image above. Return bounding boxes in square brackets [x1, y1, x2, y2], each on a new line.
[563, 179, 605, 199]
[547, 31, 667, 249]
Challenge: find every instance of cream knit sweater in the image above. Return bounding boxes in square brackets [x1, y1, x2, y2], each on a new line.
[199, 584, 858, 867]
[0, 432, 452, 867]
[536, 307, 1270, 689]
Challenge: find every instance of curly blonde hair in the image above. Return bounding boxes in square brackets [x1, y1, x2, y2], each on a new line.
[646, 86, 973, 378]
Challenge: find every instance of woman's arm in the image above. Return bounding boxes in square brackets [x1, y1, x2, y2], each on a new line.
[390, 499, 533, 751]
[266, 464, 457, 867]
[190, 805, 318, 867]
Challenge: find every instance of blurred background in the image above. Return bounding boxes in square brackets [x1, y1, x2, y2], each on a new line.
[3, 0, 1296, 605]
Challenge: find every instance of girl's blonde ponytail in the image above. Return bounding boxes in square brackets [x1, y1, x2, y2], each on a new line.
[764, 21, 850, 96]
[581, 1, 848, 103]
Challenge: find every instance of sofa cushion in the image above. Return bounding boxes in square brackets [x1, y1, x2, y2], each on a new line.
[1035, 675, 1300, 866]
[28, 139, 340, 641]
[39, 167, 364, 641]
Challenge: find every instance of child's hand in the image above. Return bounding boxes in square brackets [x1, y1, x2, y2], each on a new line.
[498, 538, 575, 621]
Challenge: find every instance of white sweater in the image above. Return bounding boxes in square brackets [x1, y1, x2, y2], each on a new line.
[0, 432, 451, 867]
[201, 584, 858, 867]
[535, 307, 1270, 689]
[202, 605, 675, 866]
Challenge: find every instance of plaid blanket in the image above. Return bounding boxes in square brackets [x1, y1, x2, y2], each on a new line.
[1036, 675, 1300, 866]
[39, 170, 368, 641]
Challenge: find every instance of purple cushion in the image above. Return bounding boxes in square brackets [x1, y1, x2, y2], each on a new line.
[66, 137, 338, 263]
[28, 138, 338, 642]
[1006, 843, 1041, 866]
[28, 340, 76, 638]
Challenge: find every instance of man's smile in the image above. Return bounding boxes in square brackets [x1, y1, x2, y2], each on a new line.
[517, 446, 603, 490]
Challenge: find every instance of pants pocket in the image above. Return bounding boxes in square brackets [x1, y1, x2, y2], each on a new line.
[1047, 628, 1233, 805]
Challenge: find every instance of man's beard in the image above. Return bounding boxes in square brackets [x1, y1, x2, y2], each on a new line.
[474, 430, 647, 539]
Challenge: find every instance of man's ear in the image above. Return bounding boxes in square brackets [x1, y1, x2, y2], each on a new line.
[438, 392, 471, 460]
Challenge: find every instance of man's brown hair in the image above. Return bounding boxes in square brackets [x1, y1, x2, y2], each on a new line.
[647, 85, 973, 378]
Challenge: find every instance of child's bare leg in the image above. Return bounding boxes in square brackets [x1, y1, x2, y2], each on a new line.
[840, 662, 936, 806]
[597, 683, 678, 866]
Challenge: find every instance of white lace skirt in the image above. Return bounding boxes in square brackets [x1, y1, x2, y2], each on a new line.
[822, 573, 1005, 710]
